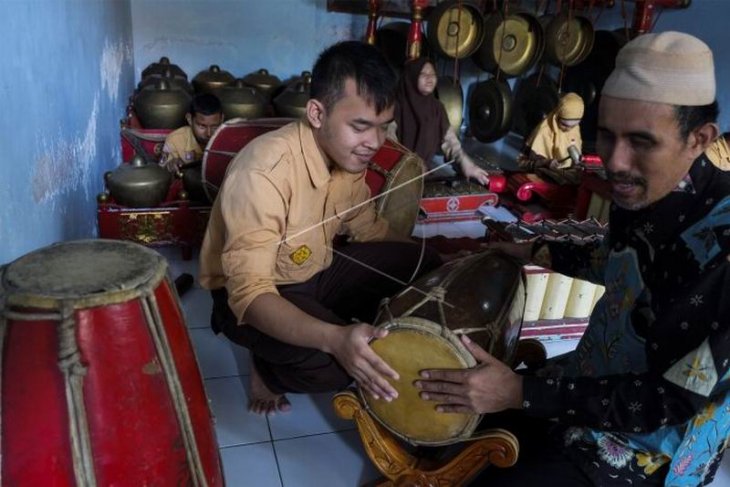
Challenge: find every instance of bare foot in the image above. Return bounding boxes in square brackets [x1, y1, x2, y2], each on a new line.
[248, 360, 292, 415]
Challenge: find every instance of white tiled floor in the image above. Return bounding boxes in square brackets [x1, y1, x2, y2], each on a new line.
[159, 246, 730, 487]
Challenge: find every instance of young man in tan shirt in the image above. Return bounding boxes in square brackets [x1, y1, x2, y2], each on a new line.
[199, 41, 440, 414]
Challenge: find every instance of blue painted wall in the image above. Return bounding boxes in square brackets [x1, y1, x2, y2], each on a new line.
[0, 0, 135, 264]
[131, 0, 367, 86]
[2, 0, 727, 264]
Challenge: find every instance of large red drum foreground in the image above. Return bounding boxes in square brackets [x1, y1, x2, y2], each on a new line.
[1, 239, 223, 486]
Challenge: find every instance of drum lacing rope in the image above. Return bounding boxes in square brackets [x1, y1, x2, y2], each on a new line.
[58, 301, 98, 487]
[2, 300, 98, 486]
[326, 243, 455, 308]
[431, 286, 452, 338]
[142, 282, 208, 487]
[285, 159, 451, 245]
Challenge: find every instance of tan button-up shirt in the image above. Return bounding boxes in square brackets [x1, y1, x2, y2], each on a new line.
[199, 120, 390, 323]
[159, 126, 202, 166]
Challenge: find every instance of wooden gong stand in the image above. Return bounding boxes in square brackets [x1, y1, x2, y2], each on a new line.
[333, 340, 547, 487]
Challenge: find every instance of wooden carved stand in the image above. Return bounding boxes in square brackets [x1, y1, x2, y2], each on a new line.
[333, 391, 518, 487]
[333, 340, 548, 486]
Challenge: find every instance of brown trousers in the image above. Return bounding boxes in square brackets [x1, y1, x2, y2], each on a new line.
[210, 241, 442, 394]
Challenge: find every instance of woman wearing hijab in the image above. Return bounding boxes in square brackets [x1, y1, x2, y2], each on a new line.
[519, 92, 584, 172]
[393, 58, 490, 186]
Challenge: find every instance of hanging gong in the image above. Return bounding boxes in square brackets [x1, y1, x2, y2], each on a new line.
[473, 12, 544, 77]
[563, 29, 627, 148]
[468, 78, 513, 143]
[436, 76, 463, 131]
[543, 13, 595, 66]
[512, 73, 559, 138]
[427, 1, 484, 59]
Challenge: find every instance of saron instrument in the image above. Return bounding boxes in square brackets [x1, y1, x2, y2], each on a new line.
[361, 250, 526, 446]
[1, 239, 223, 486]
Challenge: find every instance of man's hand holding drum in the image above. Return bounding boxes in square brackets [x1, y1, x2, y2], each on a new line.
[199, 42, 441, 415]
[415, 334, 523, 414]
[327, 323, 400, 402]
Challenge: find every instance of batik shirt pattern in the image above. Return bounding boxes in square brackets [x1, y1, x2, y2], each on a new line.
[521, 156, 730, 486]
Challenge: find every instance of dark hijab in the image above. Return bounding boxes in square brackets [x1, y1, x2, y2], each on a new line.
[394, 58, 450, 164]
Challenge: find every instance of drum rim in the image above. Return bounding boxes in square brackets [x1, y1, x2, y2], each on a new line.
[1, 239, 168, 310]
[359, 316, 482, 446]
[374, 150, 424, 239]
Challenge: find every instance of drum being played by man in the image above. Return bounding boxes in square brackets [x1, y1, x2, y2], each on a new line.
[199, 40, 442, 415]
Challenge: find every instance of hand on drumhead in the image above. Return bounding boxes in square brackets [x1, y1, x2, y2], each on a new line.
[331, 324, 400, 402]
[414, 334, 523, 414]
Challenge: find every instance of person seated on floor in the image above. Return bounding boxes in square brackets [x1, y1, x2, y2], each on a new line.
[198, 40, 442, 415]
[706, 131, 730, 170]
[391, 57, 490, 186]
[417, 31, 730, 487]
[518, 92, 584, 173]
[159, 93, 224, 172]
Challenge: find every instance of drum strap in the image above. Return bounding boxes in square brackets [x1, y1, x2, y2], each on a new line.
[58, 302, 98, 487]
[142, 280, 209, 487]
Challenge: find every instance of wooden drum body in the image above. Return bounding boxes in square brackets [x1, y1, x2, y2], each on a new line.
[362, 250, 526, 446]
[1, 239, 223, 486]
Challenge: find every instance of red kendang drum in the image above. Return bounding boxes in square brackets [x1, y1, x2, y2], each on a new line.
[1, 239, 223, 486]
[202, 117, 292, 202]
[203, 118, 425, 238]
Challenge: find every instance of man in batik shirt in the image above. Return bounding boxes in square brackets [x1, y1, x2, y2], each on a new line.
[417, 31, 730, 487]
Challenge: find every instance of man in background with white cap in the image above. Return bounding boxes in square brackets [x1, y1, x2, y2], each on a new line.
[417, 31, 730, 486]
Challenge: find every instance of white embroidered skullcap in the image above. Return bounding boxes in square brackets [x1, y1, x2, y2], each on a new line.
[602, 31, 715, 106]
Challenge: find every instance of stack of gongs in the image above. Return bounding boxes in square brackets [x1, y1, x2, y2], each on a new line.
[134, 57, 192, 129]
[467, 9, 546, 142]
[273, 71, 312, 118]
[191, 64, 235, 97]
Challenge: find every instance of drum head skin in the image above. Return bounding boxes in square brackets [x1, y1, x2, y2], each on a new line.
[373, 150, 424, 239]
[361, 251, 527, 446]
[2, 239, 165, 308]
[362, 317, 479, 446]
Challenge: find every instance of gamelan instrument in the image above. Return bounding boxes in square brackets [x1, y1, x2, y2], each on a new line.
[484, 217, 607, 323]
[362, 250, 526, 446]
[1, 239, 223, 486]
